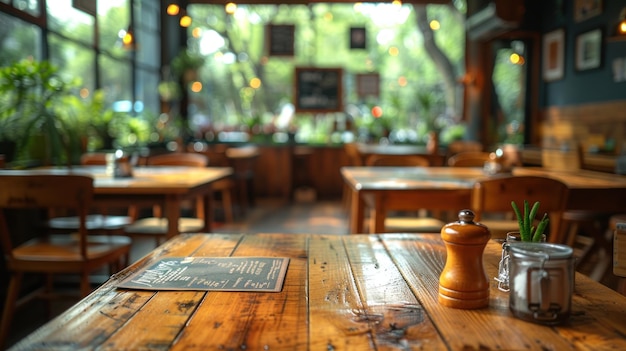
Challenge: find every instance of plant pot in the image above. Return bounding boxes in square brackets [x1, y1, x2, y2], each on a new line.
[494, 231, 546, 292]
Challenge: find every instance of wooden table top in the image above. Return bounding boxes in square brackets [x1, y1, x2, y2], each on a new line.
[11, 233, 626, 350]
[341, 166, 486, 190]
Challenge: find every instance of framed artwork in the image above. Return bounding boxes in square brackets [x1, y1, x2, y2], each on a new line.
[266, 24, 295, 56]
[294, 67, 343, 113]
[574, 0, 603, 23]
[349, 27, 366, 49]
[575, 28, 603, 71]
[356, 73, 379, 98]
[542, 28, 565, 82]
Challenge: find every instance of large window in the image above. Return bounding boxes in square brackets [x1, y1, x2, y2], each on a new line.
[0, 0, 161, 128]
[184, 3, 466, 145]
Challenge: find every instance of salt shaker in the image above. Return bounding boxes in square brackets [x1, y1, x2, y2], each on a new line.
[438, 209, 491, 309]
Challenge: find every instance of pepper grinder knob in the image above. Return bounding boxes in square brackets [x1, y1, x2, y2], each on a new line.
[438, 209, 491, 309]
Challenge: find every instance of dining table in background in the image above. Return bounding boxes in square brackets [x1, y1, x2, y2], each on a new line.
[341, 166, 487, 233]
[341, 166, 626, 235]
[34, 165, 233, 239]
[9, 233, 626, 350]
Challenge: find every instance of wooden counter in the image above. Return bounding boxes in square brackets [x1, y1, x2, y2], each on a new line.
[10, 233, 626, 350]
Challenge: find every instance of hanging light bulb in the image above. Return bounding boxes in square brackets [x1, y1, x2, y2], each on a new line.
[180, 14, 192, 27]
[225, 2, 237, 15]
[118, 26, 136, 50]
[166, 4, 180, 16]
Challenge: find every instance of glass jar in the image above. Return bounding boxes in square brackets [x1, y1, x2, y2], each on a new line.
[508, 242, 574, 325]
[495, 232, 546, 292]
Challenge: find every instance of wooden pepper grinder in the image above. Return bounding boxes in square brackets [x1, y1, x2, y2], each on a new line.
[438, 209, 491, 309]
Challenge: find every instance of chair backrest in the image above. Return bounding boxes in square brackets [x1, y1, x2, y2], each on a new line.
[366, 154, 431, 167]
[344, 143, 363, 166]
[471, 175, 569, 239]
[147, 152, 208, 167]
[0, 172, 93, 258]
[447, 151, 493, 167]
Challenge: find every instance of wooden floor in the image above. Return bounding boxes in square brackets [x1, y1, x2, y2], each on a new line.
[4, 198, 349, 349]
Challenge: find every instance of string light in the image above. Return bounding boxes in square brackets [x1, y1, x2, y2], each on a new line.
[166, 4, 180, 16]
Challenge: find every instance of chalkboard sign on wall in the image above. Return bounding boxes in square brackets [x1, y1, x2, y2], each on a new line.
[266, 24, 295, 56]
[294, 67, 343, 113]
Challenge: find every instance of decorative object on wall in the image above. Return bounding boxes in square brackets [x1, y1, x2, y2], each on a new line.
[266, 24, 295, 56]
[294, 67, 343, 113]
[350, 27, 366, 49]
[356, 73, 379, 98]
[612, 57, 626, 82]
[574, 0, 603, 23]
[575, 28, 603, 71]
[542, 28, 565, 82]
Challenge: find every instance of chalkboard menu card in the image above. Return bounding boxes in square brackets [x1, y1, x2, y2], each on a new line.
[266, 24, 295, 56]
[117, 257, 290, 292]
[294, 67, 343, 113]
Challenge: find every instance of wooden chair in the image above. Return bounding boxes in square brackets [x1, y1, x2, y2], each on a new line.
[541, 145, 610, 279]
[471, 174, 571, 243]
[0, 172, 131, 349]
[47, 152, 134, 235]
[447, 151, 493, 167]
[362, 154, 446, 233]
[225, 145, 259, 216]
[123, 152, 233, 246]
[366, 154, 431, 167]
[445, 140, 483, 161]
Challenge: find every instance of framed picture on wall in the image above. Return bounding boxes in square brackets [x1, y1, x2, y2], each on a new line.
[356, 73, 379, 98]
[574, 0, 603, 23]
[349, 27, 366, 49]
[575, 28, 603, 71]
[266, 24, 295, 56]
[542, 28, 565, 82]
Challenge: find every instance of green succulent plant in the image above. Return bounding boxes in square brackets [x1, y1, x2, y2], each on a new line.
[511, 200, 550, 242]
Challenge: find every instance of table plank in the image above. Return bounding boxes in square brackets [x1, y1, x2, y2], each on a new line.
[308, 235, 374, 349]
[171, 233, 308, 350]
[381, 234, 626, 350]
[344, 235, 447, 350]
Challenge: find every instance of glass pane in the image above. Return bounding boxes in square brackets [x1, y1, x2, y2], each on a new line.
[13, 0, 40, 16]
[137, 67, 160, 115]
[136, 27, 159, 69]
[97, 0, 130, 57]
[0, 11, 42, 64]
[99, 55, 132, 111]
[48, 33, 95, 94]
[47, 0, 94, 45]
[491, 40, 527, 145]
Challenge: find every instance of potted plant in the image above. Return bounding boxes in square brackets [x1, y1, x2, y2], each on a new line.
[495, 200, 549, 292]
[0, 59, 82, 166]
[510, 200, 550, 242]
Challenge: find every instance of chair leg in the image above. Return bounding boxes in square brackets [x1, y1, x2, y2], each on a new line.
[0, 272, 22, 349]
[221, 189, 234, 223]
[80, 271, 90, 297]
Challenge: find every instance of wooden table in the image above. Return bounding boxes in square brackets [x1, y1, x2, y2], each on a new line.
[341, 166, 487, 233]
[27, 166, 233, 239]
[342, 166, 626, 234]
[10, 233, 626, 350]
